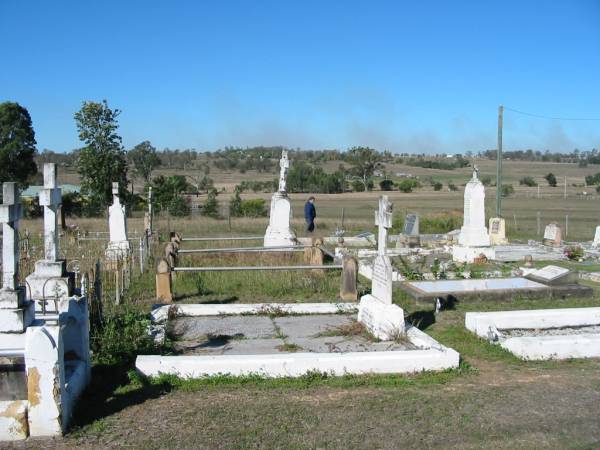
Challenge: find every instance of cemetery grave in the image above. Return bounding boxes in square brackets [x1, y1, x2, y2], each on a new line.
[137, 193, 459, 378]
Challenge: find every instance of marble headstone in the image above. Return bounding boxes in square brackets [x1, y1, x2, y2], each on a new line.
[106, 182, 131, 258]
[458, 168, 490, 247]
[488, 217, 507, 245]
[592, 226, 600, 249]
[542, 223, 562, 247]
[358, 196, 405, 340]
[264, 150, 296, 247]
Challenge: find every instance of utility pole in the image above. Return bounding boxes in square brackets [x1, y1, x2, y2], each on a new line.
[496, 105, 503, 217]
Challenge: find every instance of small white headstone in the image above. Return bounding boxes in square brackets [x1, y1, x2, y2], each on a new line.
[489, 217, 507, 245]
[543, 223, 562, 247]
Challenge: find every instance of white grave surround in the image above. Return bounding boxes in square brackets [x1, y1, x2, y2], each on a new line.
[0, 296, 91, 441]
[465, 307, 600, 360]
[106, 182, 131, 258]
[592, 225, 600, 249]
[136, 302, 459, 378]
[264, 151, 297, 247]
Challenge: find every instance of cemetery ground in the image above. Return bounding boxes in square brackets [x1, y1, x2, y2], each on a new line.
[6, 192, 600, 449]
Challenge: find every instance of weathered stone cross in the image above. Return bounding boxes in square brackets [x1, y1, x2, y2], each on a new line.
[374, 195, 393, 256]
[0, 182, 23, 291]
[39, 163, 62, 261]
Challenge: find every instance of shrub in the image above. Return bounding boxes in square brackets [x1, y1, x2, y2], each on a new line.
[351, 180, 365, 192]
[545, 173, 557, 187]
[169, 196, 190, 216]
[397, 179, 419, 193]
[240, 199, 267, 217]
[433, 182, 443, 191]
[448, 183, 458, 191]
[229, 188, 243, 217]
[519, 176, 537, 187]
[22, 197, 42, 218]
[480, 175, 492, 186]
[501, 184, 514, 197]
[90, 307, 155, 365]
[202, 189, 219, 218]
[379, 179, 394, 191]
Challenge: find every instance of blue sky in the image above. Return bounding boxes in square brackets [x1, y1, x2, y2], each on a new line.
[1, 0, 599, 153]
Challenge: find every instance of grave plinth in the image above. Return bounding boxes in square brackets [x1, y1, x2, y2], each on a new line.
[358, 196, 405, 340]
[264, 151, 297, 247]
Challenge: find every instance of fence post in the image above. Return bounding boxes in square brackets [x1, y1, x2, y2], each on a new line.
[566, 215, 569, 237]
[537, 211, 541, 235]
[156, 258, 173, 303]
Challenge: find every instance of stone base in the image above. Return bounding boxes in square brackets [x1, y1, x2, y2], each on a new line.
[452, 246, 495, 263]
[0, 301, 34, 333]
[263, 227, 297, 247]
[0, 287, 26, 309]
[25, 260, 73, 304]
[458, 227, 491, 247]
[542, 238, 562, 247]
[357, 295, 405, 341]
[105, 241, 131, 260]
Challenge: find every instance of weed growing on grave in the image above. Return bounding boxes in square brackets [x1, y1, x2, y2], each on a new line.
[276, 343, 303, 352]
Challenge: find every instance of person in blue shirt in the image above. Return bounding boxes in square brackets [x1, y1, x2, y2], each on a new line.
[304, 196, 316, 233]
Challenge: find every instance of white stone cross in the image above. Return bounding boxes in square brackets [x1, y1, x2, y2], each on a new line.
[278, 150, 290, 193]
[39, 163, 62, 261]
[0, 182, 23, 290]
[374, 195, 393, 256]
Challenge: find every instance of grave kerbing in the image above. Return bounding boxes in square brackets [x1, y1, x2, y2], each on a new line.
[357, 196, 405, 340]
[264, 150, 297, 247]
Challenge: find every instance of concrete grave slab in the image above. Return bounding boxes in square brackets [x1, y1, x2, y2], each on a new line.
[466, 307, 600, 360]
[274, 314, 353, 339]
[170, 316, 278, 341]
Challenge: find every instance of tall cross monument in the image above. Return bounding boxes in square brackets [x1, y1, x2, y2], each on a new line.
[0, 182, 25, 303]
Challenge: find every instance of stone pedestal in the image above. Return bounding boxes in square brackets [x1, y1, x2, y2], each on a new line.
[264, 192, 296, 247]
[358, 295, 405, 341]
[26, 260, 74, 312]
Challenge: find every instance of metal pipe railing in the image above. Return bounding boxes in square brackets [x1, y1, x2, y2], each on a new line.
[178, 245, 310, 254]
[181, 236, 263, 242]
[173, 264, 343, 272]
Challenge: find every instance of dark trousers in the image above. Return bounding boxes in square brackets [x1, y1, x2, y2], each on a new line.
[306, 221, 315, 233]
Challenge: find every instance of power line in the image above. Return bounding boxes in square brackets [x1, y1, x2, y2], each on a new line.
[504, 106, 600, 121]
